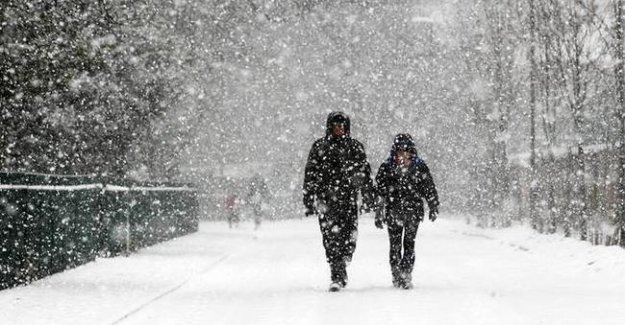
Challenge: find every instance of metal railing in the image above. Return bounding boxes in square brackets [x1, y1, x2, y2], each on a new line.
[0, 172, 199, 290]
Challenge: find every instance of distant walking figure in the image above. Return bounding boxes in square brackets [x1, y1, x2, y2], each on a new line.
[247, 174, 270, 230]
[225, 193, 240, 229]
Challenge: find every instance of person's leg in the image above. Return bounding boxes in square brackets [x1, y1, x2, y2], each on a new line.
[335, 215, 357, 287]
[318, 214, 335, 261]
[342, 213, 359, 261]
[386, 219, 403, 287]
[233, 213, 240, 228]
[254, 206, 262, 229]
[399, 219, 419, 288]
[321, 201, 359, 288]
[318, 213, 344, 287]
[344, 201, 360, 282]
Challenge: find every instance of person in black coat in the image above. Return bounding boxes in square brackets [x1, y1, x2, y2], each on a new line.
[375, 133, 439, 289]
[303, 111, 375, 291]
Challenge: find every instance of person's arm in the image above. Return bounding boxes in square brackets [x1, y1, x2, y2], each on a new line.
[352, 142, 375, 211]
[374, 163, 389, 228]
[418, 163, 439, 221]
[375, 162, 389, 200]
[303, 142, 321, 215]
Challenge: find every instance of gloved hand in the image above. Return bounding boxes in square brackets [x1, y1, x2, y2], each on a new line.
[362, 192, 375, 213]
[429, 206, 439, 222]
[304, 194, 317, 217]
[304, 205, 317, 217]
[374, 206, 384, 229]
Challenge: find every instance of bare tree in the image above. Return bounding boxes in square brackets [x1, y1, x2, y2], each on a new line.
[551, 0, 606, 239]
[534, 0, 568, 234]
[614, 0, 625, 246]
[528, 0, 540, 231]
[479, 0, 524, 226]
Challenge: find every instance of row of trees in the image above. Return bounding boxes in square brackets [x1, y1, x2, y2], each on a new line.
[0, 0, 382, 178]
[461, 0, 625, 246]
[0, 0, 307, 179]
[2, 0, 171, 177]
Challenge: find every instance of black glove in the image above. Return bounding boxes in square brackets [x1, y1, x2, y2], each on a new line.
[303, 194, 316, 217]
[304, 205, 317, 217]
[374, 206, 384, 229]
[374, 218, 384, 229]
[362, 193, 375, 213]
[429, 206, 439, 222]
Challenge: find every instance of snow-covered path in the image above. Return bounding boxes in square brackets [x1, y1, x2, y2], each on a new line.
[2, 216, 625, 325]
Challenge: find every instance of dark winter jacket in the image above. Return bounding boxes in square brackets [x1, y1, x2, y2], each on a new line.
[375, 135, 439, 221]
[303, 112, 375, 214]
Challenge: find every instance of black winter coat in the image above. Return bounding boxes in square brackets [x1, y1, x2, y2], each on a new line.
[375, 156, 439, 221]
[303, 113, 375, 214]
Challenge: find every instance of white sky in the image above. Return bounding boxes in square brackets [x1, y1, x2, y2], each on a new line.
[1, 216, 625, 325]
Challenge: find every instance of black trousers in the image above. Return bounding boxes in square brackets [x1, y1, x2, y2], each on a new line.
[318, 204, 358, 282]
[386, 215, 420, 275]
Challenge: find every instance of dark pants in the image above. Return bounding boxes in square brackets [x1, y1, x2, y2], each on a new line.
[318, 203, 358, 284]
[386, 214, 420, 277]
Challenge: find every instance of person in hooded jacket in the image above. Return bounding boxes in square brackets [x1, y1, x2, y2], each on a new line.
[303, 111, 375, 292]
[375, 133, 439, 289]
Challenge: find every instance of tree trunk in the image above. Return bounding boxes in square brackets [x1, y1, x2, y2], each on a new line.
[615, 0, 625, 247]
[577, 144, 588, 241]
[528, 0, 539, 231]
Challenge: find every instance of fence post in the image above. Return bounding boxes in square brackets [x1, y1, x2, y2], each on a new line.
[125, 209, 131, 257]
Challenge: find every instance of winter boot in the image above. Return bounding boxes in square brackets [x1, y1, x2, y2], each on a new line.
[329, 282, 342, 292]
[391, 266, 402, 288]
[400, 272, 413, 290]
[329, 267, 343, 292]
[339, 267, 348, 288]
[329, 263, 344, 291]
[330, 261, 348, 288]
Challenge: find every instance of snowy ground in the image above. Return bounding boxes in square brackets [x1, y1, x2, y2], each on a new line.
[1, 215, 625, 325]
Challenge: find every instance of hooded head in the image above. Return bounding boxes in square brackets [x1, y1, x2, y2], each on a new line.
[387, 133, 420, 167]
[325, 111, 351, 138]
[392, 133, 417, 155]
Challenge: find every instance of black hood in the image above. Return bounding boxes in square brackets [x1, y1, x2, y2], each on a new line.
[392, 133, 417, 155]
[325, 111, 351, 137]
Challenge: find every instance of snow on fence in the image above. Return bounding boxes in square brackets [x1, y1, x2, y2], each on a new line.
[0, 172, 199, 290]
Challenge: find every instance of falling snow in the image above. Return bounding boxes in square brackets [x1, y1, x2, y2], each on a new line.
[2, 0, 625, 324]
